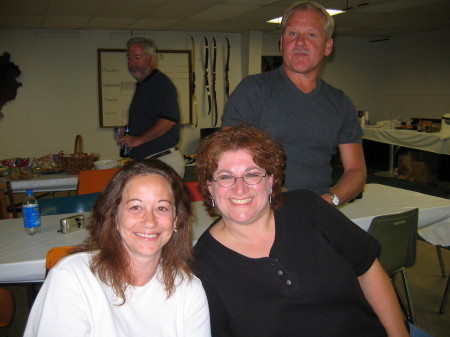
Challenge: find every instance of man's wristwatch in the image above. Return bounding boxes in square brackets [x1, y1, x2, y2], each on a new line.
[326, 191, 340, 206]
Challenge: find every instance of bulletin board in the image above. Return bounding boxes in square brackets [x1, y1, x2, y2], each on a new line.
[97, 49, 192, 127]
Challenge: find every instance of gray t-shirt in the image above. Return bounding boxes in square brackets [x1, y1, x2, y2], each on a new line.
[222, 67, 362, 193]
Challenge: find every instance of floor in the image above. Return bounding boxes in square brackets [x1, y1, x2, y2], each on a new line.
[3, 166, 450, 337]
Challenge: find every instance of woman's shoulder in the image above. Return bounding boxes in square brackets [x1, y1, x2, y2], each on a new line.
[170, 271, 206, 297]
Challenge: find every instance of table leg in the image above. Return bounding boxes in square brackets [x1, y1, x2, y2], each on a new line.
[375, 144, 398, 178]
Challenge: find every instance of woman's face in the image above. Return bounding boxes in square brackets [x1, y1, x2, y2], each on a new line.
[209, 150, 274, 226]
[118, 174, 176, 266]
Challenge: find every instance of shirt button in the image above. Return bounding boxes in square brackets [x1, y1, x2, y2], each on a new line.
[277, 270, 283, 276]
[286, 280, 292, 286]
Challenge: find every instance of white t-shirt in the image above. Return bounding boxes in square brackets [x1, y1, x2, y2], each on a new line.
[24, 252, 211, 337]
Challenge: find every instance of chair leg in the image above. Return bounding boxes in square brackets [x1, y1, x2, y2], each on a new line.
[399, 270, 415, 324]
[390, 277, 411, 323]
[436, 246, 446, 278]
[439, 274, 450, 314]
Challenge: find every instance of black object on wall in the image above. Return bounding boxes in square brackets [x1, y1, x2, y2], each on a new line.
[0, 52, 22, 118]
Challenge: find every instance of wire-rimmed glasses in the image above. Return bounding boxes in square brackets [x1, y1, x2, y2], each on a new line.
[212, 172, 267, 188]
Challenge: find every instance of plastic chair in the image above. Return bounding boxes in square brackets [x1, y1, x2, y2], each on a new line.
[439, 273, 450, 314]
[45, 246, 75, 274]
[184, 181, 202, 201]
[367, 208, 419, 324]
[0, 287, 14, 337]
[39, 192, 100, 216]
[438, 245, 450, 314]
[0, 181, 18, 219]
[77, 168, 119, 195]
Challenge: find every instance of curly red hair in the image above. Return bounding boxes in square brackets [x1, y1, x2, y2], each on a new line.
[196, 126, 286, 217]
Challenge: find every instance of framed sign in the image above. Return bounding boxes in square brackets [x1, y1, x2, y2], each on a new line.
[97, 49, 192, 127]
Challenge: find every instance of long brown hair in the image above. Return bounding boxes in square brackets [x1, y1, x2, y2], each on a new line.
[72, 159, 193, 304]
[196, 126, 286, 217]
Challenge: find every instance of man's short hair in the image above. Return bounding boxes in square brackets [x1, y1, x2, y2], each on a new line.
[281, 1, 334, 40]
[127, 37, 157, 56]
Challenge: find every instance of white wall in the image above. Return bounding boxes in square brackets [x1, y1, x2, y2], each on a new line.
[262, 29, 450, 125]
[0, 29, 241, 160]
[381, 28, 450, 122]
[1, 27, 449, 162]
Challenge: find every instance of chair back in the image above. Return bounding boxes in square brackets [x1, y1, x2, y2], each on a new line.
[77, 168, 119, 195]
[368, 208, 419, 274]
[0, 287, 14, 329]
[45, 246, 75, 273]
[0, 181, 18, 219]
[39, 192, 100, 216]
[0, 187, 7, 220]
[184, 181, 203, 201]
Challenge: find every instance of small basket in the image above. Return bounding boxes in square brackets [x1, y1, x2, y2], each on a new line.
[61, 135, 99, 175]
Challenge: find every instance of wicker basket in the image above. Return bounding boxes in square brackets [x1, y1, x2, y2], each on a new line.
[61, 135, 99, 175]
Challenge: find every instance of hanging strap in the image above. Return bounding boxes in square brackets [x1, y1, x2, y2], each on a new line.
[225, 37, 230, 99]
[203, 36, 211, 115]
[191, 37, 198, 128]
[212, 37, 218, 127]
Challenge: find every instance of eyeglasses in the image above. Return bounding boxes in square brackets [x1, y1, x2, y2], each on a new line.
[212, 172, 267, 188]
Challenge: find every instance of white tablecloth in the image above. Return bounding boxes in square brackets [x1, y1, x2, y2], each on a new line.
[1, 184, 449, 284]
[362, 127, 450, 155]
[0, 202, 214, 283]
[0, 212, 89, 283]
[339, 184, 450, 246]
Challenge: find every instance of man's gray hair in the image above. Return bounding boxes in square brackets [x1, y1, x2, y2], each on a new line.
[280, 1, 334, 40]
[127, 37, 157, 56]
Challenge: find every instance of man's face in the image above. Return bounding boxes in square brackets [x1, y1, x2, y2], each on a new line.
[127, 43, 155, 82]
[281, 9, 333, 78]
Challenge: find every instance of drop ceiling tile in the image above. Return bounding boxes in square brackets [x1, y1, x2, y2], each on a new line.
[0, 15, 43, 28]
[163, 19, 217, 31]
[190, 3, 261, 21]
[224, 0, 278, 5]
[44, 0, 106, 16]
[2, 0, 47, 15]
[231, 6, 285, 22]
[41, 16, 92, 29]
[96, 1, 163, 17]
[145, 0, 222, 19]
[126, 18, 180, 30]
[85, 17, 139, 29]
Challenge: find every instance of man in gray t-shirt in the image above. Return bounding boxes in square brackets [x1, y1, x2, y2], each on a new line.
[222, 1, 366, 206]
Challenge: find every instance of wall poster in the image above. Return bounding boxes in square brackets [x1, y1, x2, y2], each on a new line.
[97, 49, 192, 127]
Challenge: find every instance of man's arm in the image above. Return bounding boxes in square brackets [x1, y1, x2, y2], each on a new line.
[119, 118, 175, 148]
[322, 142, 366, 205]
[358, 259, 409, 337]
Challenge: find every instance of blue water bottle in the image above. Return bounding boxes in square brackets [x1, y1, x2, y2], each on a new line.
[22, 189, 41, 235]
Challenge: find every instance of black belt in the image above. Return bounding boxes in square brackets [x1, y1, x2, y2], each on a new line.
[148, 148, 173, 159]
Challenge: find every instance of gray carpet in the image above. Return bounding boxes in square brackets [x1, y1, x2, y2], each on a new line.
[406, 241, 450, 336]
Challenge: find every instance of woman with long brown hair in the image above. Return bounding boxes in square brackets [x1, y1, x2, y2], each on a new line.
[25, 159, 210, 337]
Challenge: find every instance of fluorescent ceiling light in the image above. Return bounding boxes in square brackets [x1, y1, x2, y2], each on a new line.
[267, 9, 345, 24]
